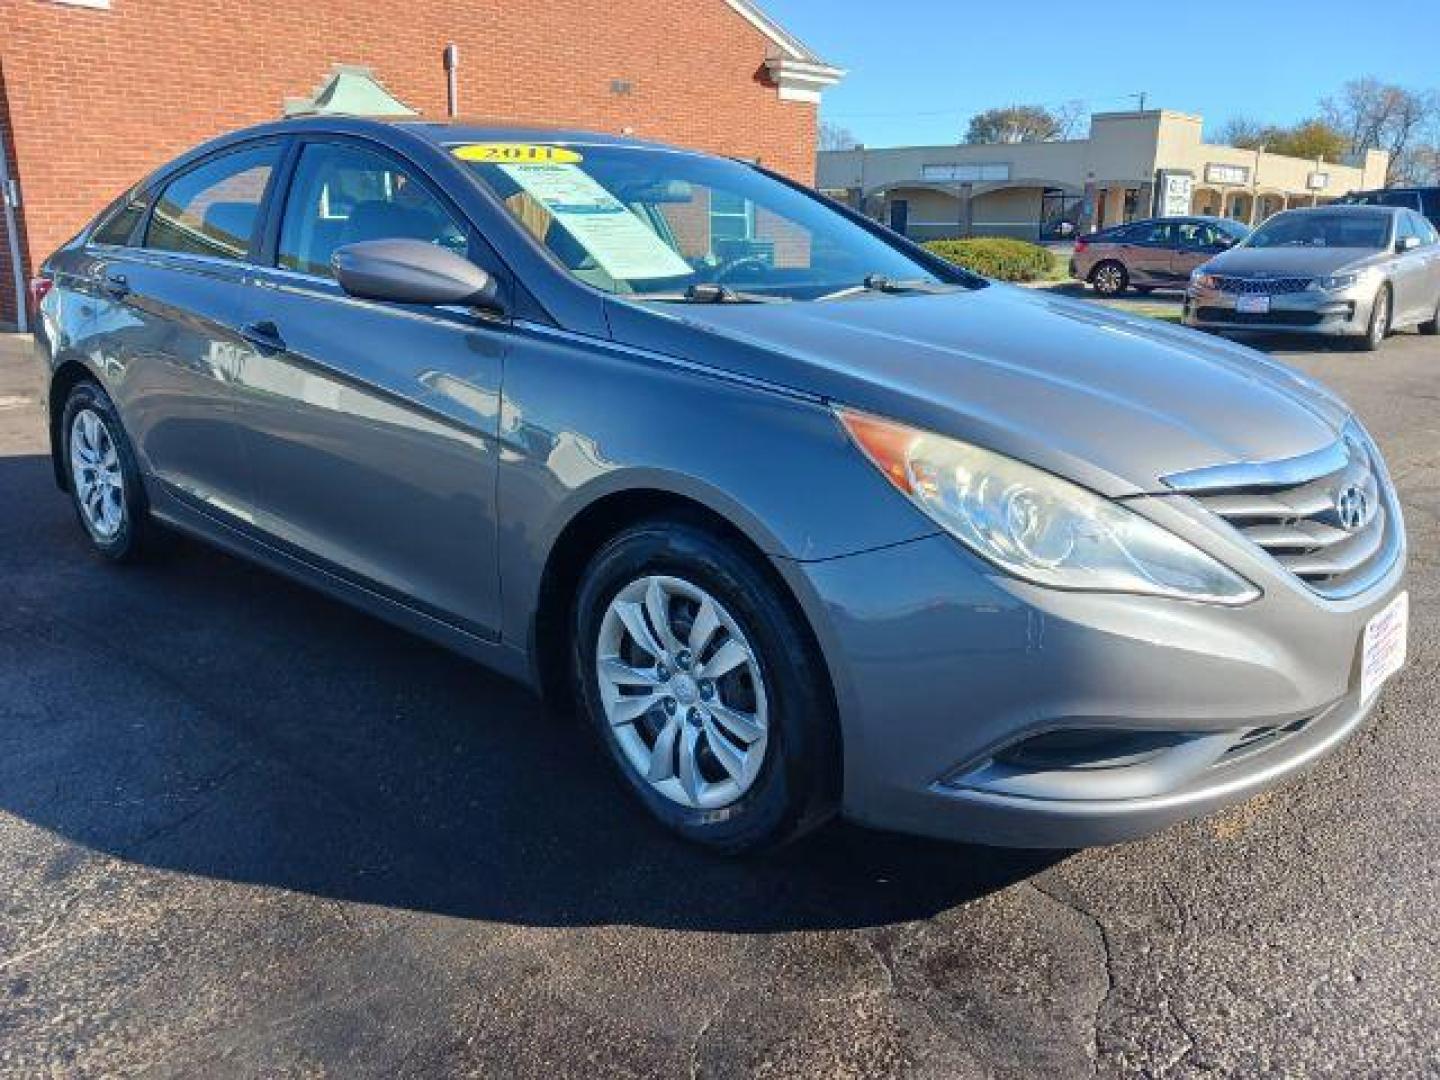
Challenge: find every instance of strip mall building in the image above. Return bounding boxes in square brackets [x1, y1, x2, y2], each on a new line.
[0, 0, 842, 328]
[818, 109, 1390, 243]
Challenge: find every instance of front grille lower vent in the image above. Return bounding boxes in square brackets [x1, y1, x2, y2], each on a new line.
[1168, 435, 1397, 599]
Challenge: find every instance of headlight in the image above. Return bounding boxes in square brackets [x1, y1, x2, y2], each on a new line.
[1313, 269, 1371, 292]
[837, 410, 1259, 605]
[1190, 270, 1219, 290]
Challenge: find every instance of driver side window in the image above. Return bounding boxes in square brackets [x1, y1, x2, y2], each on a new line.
[278, 142, 468, 278]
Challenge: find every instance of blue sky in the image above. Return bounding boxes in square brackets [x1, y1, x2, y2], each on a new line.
[758, 0, 1440, 147]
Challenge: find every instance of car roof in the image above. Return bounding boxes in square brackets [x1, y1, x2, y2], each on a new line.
[277, 114, 694, 154]
[1281, 203, 1400, 215]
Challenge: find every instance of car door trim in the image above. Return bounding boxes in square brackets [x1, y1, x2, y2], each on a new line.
[155, 477, 503, 644]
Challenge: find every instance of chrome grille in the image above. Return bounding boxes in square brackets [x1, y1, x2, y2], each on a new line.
[1167, 434, 1397, 599]
[1210, 275, 1313, 295]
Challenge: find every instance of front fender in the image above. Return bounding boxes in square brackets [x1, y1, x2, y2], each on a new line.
[494, 322, 936, 650]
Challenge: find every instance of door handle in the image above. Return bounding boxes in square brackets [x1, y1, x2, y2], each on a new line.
[240, 320, 285, 353]
[101, 271, 129, 300]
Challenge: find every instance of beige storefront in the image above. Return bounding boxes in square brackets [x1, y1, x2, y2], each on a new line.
[817, 109, 1390, 242]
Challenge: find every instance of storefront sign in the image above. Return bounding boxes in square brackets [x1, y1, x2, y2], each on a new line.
[921, 162, 1010, 183]
[1156, 171, 1193, 217]
[1205, 163, 1250, 186]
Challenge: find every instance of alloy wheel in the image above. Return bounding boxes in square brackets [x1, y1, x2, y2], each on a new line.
[595, 574, 769, 810]
[69, 408, 126, 539]
[1370, 288, 1390, 347]
[1093, 264, 1124, 295]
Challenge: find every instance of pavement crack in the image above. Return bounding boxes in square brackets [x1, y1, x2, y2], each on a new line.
[1029, 876, 1117, 1076]
[687, 981, 739, 1080]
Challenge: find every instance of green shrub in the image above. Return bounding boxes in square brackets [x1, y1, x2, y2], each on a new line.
[922, 237, 1056, 282]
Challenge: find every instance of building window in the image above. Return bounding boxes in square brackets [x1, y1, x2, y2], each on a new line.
[709, 190, 755, 242]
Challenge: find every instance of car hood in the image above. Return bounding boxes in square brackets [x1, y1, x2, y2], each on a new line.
[609, 284, 1350, 497]
[1203, 245, 1383, 277]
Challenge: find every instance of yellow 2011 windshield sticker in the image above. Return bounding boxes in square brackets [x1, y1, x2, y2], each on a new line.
[452, 143, 583, 165]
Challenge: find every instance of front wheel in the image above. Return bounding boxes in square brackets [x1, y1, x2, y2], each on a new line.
[1355, 285, 1392, 352]
[572, 519, 839, 853]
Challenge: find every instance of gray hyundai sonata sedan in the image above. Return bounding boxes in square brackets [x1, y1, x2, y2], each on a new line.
[32, 118, 1408, 852]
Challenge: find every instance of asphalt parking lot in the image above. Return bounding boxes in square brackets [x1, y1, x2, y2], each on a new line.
[1, 328, 1436, 1078]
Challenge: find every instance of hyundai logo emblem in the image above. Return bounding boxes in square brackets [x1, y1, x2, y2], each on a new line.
[1335, 484, 1369, 531]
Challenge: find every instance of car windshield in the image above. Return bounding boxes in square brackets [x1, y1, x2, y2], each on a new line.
[1244, 210, 1391, 250]
[454, 142, 957, 301]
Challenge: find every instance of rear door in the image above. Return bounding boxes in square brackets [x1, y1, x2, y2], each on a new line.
[233, 136, 506, 638]
[88, 139, 285, 520]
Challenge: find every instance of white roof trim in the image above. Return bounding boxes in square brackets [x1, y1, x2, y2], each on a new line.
[724, 0, 830, 65]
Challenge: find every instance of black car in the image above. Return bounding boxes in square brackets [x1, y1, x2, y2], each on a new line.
[1339, 187, 1440, 231]
[1070, 216, 1250, 296]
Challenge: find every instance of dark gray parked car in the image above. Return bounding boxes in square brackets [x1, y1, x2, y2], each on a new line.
[32, 118, 1408, 852]
[1071, 215, 1249, 296]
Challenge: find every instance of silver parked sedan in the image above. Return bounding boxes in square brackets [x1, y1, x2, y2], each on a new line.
[1185, 205, 1440, 350]
[32, 118, 1408, 852]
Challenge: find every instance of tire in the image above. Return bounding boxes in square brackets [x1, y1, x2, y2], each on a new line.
[1355, 285, 1392, 352]
[1090, 260, 1128, 296]
[572, 518, 839, 853]
[60, 380, 162, 562]
[1419, 294, 1440, 336]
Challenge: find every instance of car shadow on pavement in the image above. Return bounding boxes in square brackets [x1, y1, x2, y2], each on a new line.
[0, 453, 1062, 934]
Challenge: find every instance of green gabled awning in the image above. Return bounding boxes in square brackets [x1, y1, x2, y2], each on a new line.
[283, 65, 417, 118]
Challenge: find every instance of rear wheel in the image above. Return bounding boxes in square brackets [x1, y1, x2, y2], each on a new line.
[572, 518, 838, 853]
[1419, 293, 1440, 335]
[1090, 260, 1128, 296]
[1356, 285, 1392, 352]
[60, 381, 162, 562]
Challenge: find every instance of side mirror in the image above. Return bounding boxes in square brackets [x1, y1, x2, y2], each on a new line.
[1396, 235, 1421, 254]
[332, 239, 505, 315]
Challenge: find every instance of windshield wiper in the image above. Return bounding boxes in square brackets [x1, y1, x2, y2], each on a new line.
[815, 274, 955, 302]
[637, 283, 789, 305]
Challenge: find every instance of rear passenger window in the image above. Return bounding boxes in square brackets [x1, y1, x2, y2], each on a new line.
[277, 142, 468, 279]
[92, 198, 146, 247]
[145, 143, 281, 260]
[1379, 191, 1421, 212]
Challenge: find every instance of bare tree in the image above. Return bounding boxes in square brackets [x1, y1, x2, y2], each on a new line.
[1321, 78, 1438, 184]
[818, 121, 859, 151]
[1215, 115, 1269, 149]
[1053, 99, 1088, 140]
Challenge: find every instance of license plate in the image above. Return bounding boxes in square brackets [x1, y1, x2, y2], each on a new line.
[1236, 294, 1271, 314]
[1360, 591, 1408, 703]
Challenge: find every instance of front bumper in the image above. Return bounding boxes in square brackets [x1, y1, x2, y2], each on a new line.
[781, 514, 1406, 848]
[1184, 282, 1377, 336]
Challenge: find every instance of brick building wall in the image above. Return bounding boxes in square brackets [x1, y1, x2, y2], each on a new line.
[0, 0, 828, 324]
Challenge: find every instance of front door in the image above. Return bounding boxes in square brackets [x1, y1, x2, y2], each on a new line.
[1171, 220, 1228, 281]
[1392, 211, 1436, 324]
[235, 137, 505, 638]
[889, 199, 909, 236]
